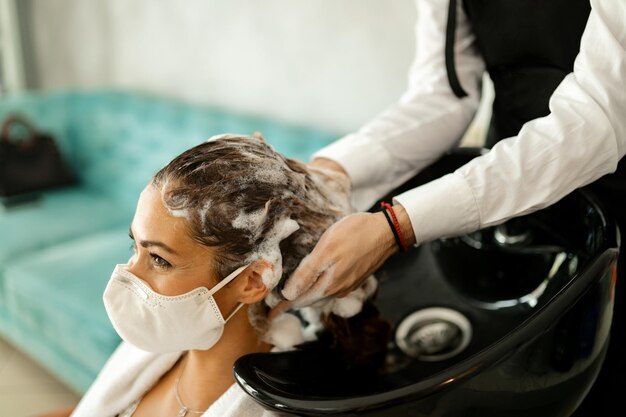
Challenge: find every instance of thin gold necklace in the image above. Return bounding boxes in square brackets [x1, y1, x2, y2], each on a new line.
[174, 356, 207, 417]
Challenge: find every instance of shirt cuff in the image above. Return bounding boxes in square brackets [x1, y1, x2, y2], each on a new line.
[311, 133, 396, 190]
[392, 172, 481, 246]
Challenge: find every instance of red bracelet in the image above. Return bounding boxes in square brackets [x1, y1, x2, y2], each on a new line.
[380, 202, 408, 252]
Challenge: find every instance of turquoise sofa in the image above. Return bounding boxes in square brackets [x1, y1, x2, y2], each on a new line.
[0, 90, 338, 393]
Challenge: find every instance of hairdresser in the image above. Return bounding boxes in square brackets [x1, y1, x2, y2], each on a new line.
[278, 0, 625, 414]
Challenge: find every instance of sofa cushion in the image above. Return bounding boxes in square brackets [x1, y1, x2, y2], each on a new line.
[2, 227, 131, 392]
[0, 187, 132, 267]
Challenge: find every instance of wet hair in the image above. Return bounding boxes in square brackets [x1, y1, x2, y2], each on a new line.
[152, 133, 390, 366]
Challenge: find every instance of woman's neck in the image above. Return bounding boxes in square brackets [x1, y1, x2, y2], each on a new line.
[176, 306, 271, 410]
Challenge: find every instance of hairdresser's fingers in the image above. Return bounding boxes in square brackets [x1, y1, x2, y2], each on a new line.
[335, 276, 373, 298]
[282, 254, 325, 301]
[291, 269, 335, 307]
[308, 158, 349, 178]
[269, 269, 332, 317]
[268, 300, 293, 321]
[335, 285, 359, 299]
[331, 277, 365, 299]
[332, 275, 361, 298]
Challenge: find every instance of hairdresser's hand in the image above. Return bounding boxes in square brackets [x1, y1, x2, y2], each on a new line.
[306, 157, 351, 197]
[273, 204, 415, 315]
[308, 157, 349, 180]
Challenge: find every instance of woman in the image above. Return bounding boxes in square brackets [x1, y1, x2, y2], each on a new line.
[42, 133, 389, 417]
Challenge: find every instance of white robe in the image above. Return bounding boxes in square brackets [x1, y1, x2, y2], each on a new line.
[70, 342, 281, 417]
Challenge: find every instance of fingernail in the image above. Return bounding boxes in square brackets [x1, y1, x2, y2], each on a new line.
[281, 287, 294, 301]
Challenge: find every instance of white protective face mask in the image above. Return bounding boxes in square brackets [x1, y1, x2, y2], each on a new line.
[103, 263, 250, 353]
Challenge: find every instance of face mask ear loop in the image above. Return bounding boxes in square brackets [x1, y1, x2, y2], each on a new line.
[209, 264, 250, 323]
[207, 263, 251, 296]
[224, 302, 245, 322]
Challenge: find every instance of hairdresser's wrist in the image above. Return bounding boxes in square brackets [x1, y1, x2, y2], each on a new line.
[392, 203, 416, 247]
[374, 211, 401, 257]
[379, 204, 416, 252]
[309, 157, 349, 178]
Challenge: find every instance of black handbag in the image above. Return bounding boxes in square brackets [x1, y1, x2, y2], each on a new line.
[0, 115, 77, 198]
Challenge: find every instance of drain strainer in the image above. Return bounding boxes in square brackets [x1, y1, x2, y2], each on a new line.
[395, 307, 472, 361]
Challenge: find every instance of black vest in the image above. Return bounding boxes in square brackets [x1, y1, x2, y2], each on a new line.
[454, 0, 590, 145]
[446, 0, 624, 188]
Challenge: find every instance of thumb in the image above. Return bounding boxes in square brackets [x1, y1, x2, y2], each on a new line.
[268, 300, 293, 321]
[281, 255, 320, 301]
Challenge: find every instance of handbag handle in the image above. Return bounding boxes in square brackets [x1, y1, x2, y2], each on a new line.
[1, 115, 37, 144]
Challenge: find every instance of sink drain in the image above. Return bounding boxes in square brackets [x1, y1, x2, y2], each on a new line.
[395, 307, 472, 361]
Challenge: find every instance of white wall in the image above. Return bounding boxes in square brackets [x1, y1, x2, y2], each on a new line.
[23, 0, 418, 133]
[0, 0, 26, 94]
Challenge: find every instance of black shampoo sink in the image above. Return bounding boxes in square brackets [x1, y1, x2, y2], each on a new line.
[234, 148, 619, 417]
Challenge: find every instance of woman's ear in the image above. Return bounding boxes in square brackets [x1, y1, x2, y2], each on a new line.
[237, 260, 271, 304]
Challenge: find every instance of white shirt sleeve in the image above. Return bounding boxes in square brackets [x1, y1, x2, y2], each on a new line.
[394, 0, 626, 245]
[312, 0, 485, 212]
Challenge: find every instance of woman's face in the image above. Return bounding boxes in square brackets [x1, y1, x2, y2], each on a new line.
[127, 184, 219, 296]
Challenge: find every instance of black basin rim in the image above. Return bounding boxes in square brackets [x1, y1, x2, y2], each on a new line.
[234, 186, 619, 414]
[235, 248, 617, 414]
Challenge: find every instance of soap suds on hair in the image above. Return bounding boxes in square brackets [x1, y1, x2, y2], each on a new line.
[232, 201, 271, 240]
[330, 275, 377, 317]
[231, 197, 302, 293]
[263, 313, 313, 351]
[253, 165, 288, 185]
[158, 179, 194, 221]
[245, 218, 300, 290]
[169, 208, 191, 220]
[198, 201, 212, 232]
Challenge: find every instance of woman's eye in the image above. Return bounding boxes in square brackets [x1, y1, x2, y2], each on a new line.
[150, 253, 172, 269]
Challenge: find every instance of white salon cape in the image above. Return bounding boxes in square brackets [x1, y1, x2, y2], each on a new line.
[314, 0, 626, 244]
[70, 342, 280, 417]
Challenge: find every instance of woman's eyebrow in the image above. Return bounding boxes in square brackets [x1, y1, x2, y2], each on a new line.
[128, 226, 180, 256]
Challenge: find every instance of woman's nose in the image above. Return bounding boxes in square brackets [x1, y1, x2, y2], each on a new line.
[126, 254, 143, 278]
[126, 252, 137, 269]
[125, 253, 157, 289]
